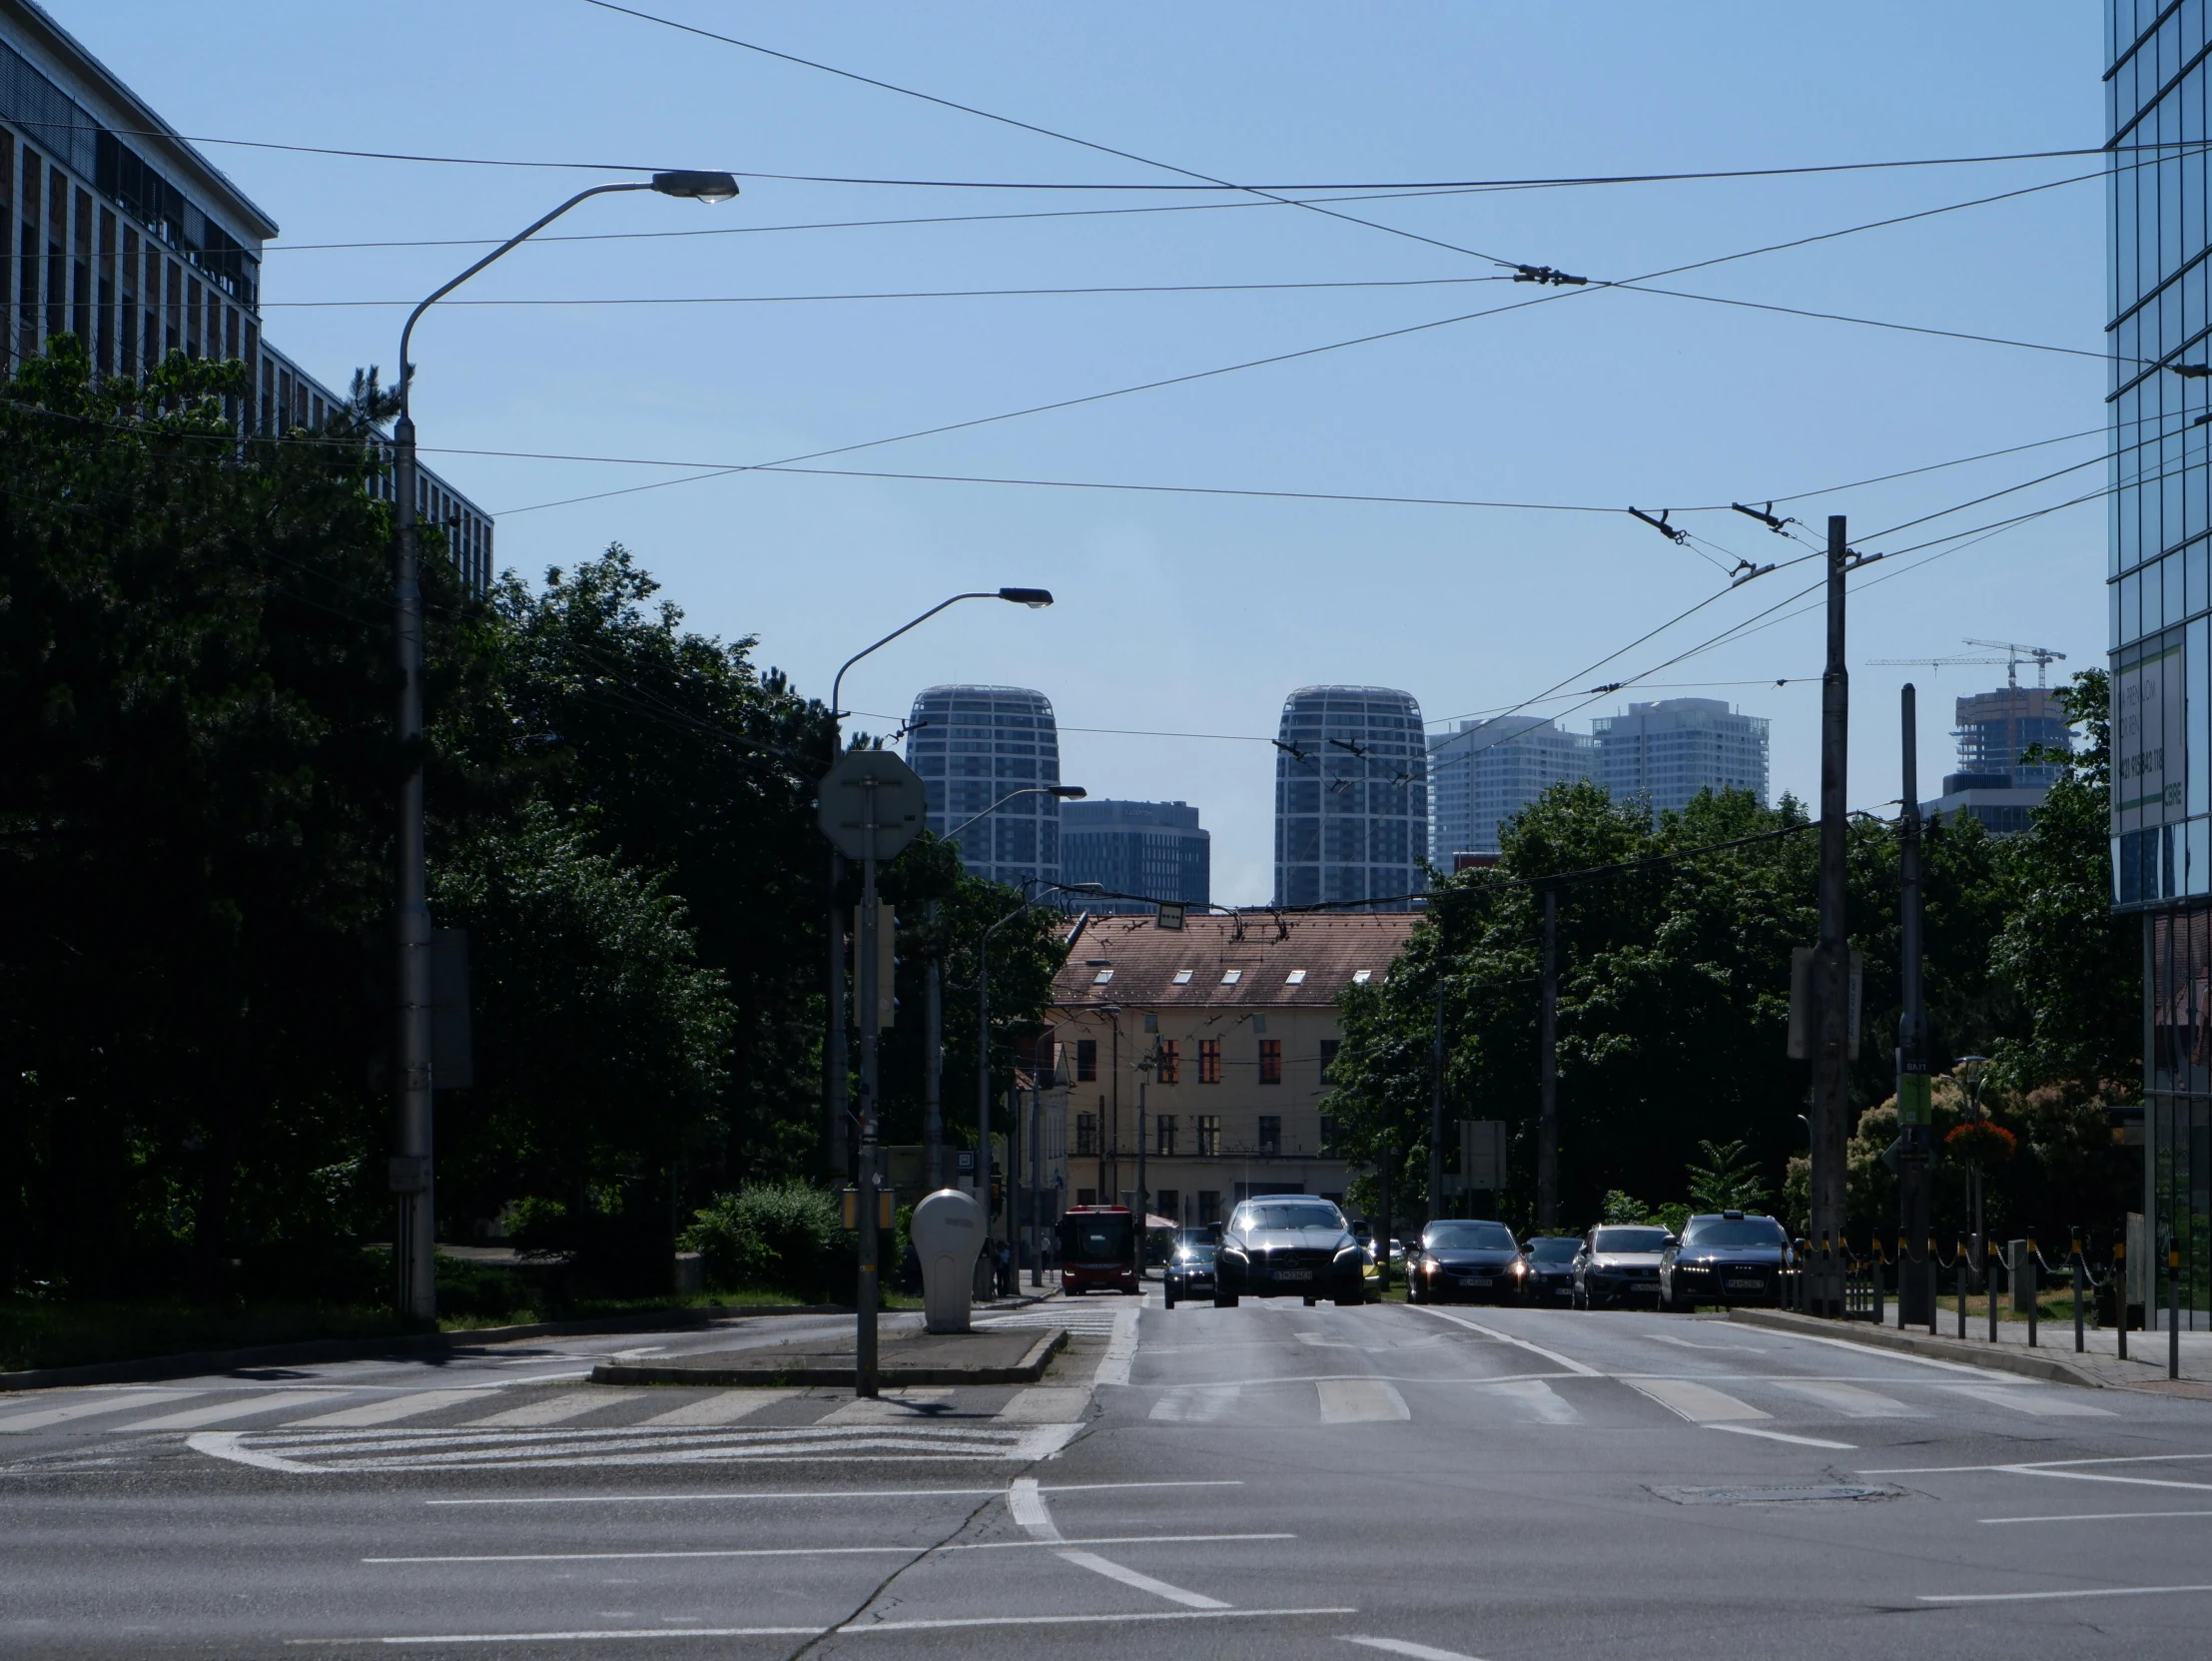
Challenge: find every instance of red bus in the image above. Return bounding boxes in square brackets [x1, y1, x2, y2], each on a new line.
[1058, 1205, 1140, 1295]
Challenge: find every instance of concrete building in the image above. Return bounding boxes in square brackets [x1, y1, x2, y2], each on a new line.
[904, 685, 1063, 890]
[1042, 910, 1418, 1226]
[2107, 0, 2211, 1326]
[1427, 716, 1596, 860]
[1273, 685, 1428, 910]
[1059, 800, 1209, 916]
[1, 1, 492, 584]
[1918, 684, 2074, 836]
[1591, 697, 1770, 815]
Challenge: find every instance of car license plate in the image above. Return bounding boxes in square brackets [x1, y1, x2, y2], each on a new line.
[1465, 1275, 1492, 1287]
[1724, 1277, 1763, 1290]
[1274, 1268, 1313, 1281]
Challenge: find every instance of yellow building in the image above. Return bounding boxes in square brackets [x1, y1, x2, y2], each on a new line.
[1043, 911, 1417, 1228]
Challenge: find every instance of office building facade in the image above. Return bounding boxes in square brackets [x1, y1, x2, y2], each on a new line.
[1273, 685, 1428, 910]
[1059, 799, 1209, 915]
[1919, 684, 2075, 836]
[2109, 0, 2212, 1327]
[1591, 697, 1770, 816]
[905, 685, 1063, 890]
[1428, 716, 1596, 860]
[2, 0, 491, 586]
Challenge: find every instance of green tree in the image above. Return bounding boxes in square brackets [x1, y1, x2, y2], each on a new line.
[1685, 1139, 1769, 1213]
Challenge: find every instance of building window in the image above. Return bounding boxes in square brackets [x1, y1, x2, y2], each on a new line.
[1156, 1188, 1180, 1222]
[1197, 1039, 1221, 1084]
[1196, 1115, 1221, 1157]
[1251, 1014, 1267, 1034]
[1075, 1113, 1098, 1157]
[1257, 1116, 1281, 1156]
[1318, 1038, 1340, 1075]
[1156, 1116, 1178, 1157]
[1258, 1039, 1282, 1085]
[1143, 1011, 1158, 1033]
[1318, 1116, 1338, 1154]
[1155, 1040, 1179, 1085]
[1197, 1191, 1222, 1226]
[1076, 1039, 1098, 1082]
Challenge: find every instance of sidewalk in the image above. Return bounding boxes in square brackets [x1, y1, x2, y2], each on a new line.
[1730, 1305, 2212, 1397]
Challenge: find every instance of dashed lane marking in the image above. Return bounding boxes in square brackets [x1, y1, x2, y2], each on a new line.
[286, 1608, 1362, 1644]
[1340, 1638, 1487, 1661]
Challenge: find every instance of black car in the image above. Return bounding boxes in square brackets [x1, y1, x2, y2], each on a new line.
[1162, 1233, 1217, 1308]
[1659, 1211, 1793, 1310]
[1408, 1220, 1527, 1304]
[1572, 1224, 1671, 1308]
[1521, 1237, 1580, 1305]
[1213, 1197, 1365, 1306]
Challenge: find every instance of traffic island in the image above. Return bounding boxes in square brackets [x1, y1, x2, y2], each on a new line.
[1725, 1305, 2206, 1391]
[590, 1325, 1066, 1388]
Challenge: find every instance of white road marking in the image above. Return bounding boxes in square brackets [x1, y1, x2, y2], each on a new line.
[1723, 1321, 1991, 1372]
[364, 1533, 1293, 1564]
[1940, 1383, 2113, 1417]
[996, 1386, 1090, 1423]
[463, 1393, 619, 1428]
[1007, 1475, 1063, 1539]
[1148, 1383, 1240, 1422]
[1483, 1378, 1581, 1425]
[1651, 1334, 1769, 1353]
[1770, 1381, 1917, 1418]
[0, 1390, 201, 1432]
[1317, 1378, 1409, 1423]
[1860, 1452, 2212, 1476]
[285, 1390, 489, 1427]
[1341, 1637, 1486, 1661]
[1982, 1509, 2212, 1524]
[112, 1392, 311, 1431]
[424, 1478, 1240, 1507]
[1708, 1424, 1856, 1449]
[635, 1390, 793, 1426]
[1919, 1584, 2212, 1604]
[1297, 1332, 1361, 1349]
[1055, 1550, 1231, 1609]
[298, 1608, 1360, 1644]
[1096, 1301, 1140, 1386]
[2000, 1466, 2212, 1494]
[1403, 1305, 1601, 1375]
[1627, 1377, 1770, 1422]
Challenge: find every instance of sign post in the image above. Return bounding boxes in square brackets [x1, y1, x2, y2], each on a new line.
[818, 750, 927, 1396]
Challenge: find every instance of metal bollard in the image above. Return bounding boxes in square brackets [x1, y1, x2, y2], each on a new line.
[1956, 1237, 1968, 1339]
[2025, 1237, 2038, 1348]
[1870, 1240, 1884, 1327]
[2115, 1241, 2127, 1361]
[1987, 1240, 2000, 1343]
[1927, 1234, 1939, 1336]
[2171, 1246, 2183, 1381]
[2072, 1239, 2085, 1354]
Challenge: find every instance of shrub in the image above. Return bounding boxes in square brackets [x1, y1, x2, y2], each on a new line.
[683, 1184, 854, 1301]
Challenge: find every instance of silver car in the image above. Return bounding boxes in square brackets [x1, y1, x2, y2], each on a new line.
[1571, 1224, 1673, 1309]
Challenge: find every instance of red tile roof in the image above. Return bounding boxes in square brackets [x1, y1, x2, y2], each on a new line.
[1050, 911, 1418, 1011]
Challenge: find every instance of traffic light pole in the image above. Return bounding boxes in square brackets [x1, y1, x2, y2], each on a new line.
[856, 783, 882, 1398]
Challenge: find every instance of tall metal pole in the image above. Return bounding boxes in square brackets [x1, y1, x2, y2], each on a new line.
[1810, 513, 1853, 1315]
[827, 852, 849, 1178]
[1029, 1074, 1044, 1287]
[923, 902, 942, 1190]
[391, 410, 434, 1320]
[1537, 887, 1560, 1231]
[1428, 975, 1446, 1226]
[855, 784, 883, 1397]
[1896, 683, 1933, 1325]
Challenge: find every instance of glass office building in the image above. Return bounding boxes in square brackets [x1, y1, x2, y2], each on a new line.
[905, 685, 1063, 890]
[2110, 0, 2212, 1327]
[1060, 800, 1209, 915]
[1428, 715, 1596, 860]
[1273, 686, 1428, 910]
[1591, 697, 1770, 817]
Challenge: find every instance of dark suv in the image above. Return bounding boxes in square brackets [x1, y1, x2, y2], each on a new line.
[1213, 1198, 1365, 1306]
[1658, 1211, 1792, 1310]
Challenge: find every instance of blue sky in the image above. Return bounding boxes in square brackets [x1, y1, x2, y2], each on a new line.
[88, 2, 2104, 902]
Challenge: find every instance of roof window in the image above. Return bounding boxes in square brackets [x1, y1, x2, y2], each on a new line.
[1285, 969, 1307, 985]
[1093, 969, 1113, 985]
[1172, 970, 1194, 985]
[1351, 969, 1373, 984]
[1220, 969, 1242, 985]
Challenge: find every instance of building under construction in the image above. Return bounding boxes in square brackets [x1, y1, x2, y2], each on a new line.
[1920, 683, 2074, 835]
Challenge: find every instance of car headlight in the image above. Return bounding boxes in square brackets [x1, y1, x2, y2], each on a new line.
[1511, 1261, 1527, 1275]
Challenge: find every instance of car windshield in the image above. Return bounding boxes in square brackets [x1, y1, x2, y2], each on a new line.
[1592, 1228, 1671, 1252]
[1681, 1218, 1788, 1248]
[1176, 1244, 1216, 1262]
[1240, 1203, 1342, 1232]
[1425, 1222, 1517, 1251]
[1524, 1238, 1579, 1262]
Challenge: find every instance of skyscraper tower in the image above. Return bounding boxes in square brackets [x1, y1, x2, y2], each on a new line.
[1591, 697, 1769, 815]
[1273, 686, 1428, 910]
[1428, 716, 1596, 860]
[904, 685, 1062, 889]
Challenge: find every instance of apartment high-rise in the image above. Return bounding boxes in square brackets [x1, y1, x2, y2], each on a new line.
[2108, 0, 2211, 1327]
[1060, 800, 1209, 915]
[1273, 686, 1427, 910]
[1, 0, 493, 586]
[1428, 716, 1596, 860]
[1591, 697, 1769, 816]
[904, 685, 1063, 890]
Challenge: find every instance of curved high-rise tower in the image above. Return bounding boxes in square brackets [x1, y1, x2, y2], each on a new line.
[1273, 685, 1428, 910]
[905, 685, 1062, 889]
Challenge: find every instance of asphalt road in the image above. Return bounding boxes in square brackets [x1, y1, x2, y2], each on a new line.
[7, 1289, 2212, 1658]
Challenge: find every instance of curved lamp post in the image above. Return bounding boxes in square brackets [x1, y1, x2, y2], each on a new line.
[388, 170, 740, 1322]
[821, 589, 1054, 1186]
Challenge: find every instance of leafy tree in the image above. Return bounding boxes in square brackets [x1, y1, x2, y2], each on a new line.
[1685, 1139, 1770, 1214]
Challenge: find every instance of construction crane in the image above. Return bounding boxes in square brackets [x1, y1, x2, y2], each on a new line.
[1864, 653, 2009, 683]
[1960, 639, 2067, 688]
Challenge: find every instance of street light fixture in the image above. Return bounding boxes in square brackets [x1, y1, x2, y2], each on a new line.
[943, 784, 1087, 844]
[387, 171, 736, 1322]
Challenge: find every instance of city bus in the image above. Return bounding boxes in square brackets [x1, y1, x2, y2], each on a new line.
[1058, 1204, 1140, 1295]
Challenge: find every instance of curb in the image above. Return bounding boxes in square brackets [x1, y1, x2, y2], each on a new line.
[1727, 1307, 2114, 1388]
[589, 1327, 1068, 1389]
[0, 1304, 853, 1393]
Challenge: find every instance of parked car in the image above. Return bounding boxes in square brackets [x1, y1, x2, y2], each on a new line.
[1408, 1220, 1527, 1304]
[1571, 1225, 1672, 1308]
[1213, 1197, 1365, 1306]
[1658, 1211, 1793, 1310]
[1521, 1236, 1580, 1305]
[1162, 1233, 1217, 1308]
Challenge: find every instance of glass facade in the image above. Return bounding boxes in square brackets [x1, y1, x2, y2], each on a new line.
[1590, 697, 1770, 816]
[1428, 715, 1596, 859]
[2112, 0, 2212, 1325]
[1272, 685, 1428, 910]
[904, 684, 1063, 890]
[1059, 799, 1210, 915]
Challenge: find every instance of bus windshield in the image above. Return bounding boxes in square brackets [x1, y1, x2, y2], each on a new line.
[1060, 1214, 1133, 1263]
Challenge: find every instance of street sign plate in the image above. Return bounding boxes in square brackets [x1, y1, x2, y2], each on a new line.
[818, 750, 928, 861]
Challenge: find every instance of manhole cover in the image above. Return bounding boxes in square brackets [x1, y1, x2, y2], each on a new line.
[1650, 1483, 1908, 1506]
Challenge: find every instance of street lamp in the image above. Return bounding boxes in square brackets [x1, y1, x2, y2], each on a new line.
[821, 589, 1054, 1186]
[944, 784, 1087, 845]
[388, 168, 739, 1322]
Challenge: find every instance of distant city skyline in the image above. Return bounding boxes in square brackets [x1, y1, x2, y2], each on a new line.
[1060, 799, 1209, 915]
